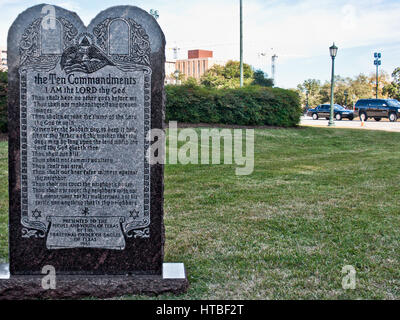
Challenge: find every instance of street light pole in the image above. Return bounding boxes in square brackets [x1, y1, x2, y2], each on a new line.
[376, 64, 378, 99]
[344, 90, 348, 108]
[374, 52, 381, 99]
[240, 0, 243, 87]
[174, 70, 180, 85]
[329, 43, 338, 127]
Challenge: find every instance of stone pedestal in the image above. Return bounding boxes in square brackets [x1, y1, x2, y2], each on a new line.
[0, 263, 188, 299]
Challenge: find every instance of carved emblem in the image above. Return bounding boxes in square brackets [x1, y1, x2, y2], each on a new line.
[60, 36, 114, 74]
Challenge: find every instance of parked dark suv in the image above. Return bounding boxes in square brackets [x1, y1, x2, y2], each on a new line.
[307, 104, 354, 121]
[355, 99, 400, 122]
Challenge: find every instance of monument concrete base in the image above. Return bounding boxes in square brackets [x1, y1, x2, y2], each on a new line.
[0, 263, 188, 300]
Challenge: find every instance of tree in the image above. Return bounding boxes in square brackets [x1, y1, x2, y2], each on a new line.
[297, 71, 394, 111]
[297, 79, 321, 109]
[169, 70, 185, 83]
[200, 60, 254, 89]
[223, 60, 253, 79]
[348, 74, 371, 102]
[331, 76, 353, 107]
[383, 68, 400, 100]
[182, 77, 199, 88]
[320, 75, 371, 107]
[252, 70, 274, 87]
[368, 70, 390, 99]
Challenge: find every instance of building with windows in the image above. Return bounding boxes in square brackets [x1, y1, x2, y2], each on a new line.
[175, 50, 225, 80]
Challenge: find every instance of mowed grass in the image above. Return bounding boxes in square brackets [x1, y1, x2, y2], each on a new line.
[0, 141, 7, 263]
[0, 127, 400, 299]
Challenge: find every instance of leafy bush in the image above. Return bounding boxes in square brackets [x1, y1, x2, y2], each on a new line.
[0, 71, 7, 133]
[0, 72, 301, 133]
[166, 84, 301, 127]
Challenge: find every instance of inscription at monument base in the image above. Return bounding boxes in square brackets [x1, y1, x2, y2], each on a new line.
[0, 4, 188, 299]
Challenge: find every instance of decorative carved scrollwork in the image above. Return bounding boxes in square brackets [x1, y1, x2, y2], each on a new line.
[20, 17, 78, 70]
[126, 228, 150, 239]
[93, 17, 151, 67]
[59, 17, 78, 48]
[128, 18, 151, 66]
[22, 228, 46, 238]
[92, 18, 111, 52]
[20, 18, 42, 66]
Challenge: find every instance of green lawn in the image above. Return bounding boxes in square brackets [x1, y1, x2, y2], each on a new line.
[0, 127, 400, 299]
[0, 140, 7, 263]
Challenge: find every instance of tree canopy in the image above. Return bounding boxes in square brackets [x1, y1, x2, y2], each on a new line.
[383, 68, 400, 100]
[252, 70, 274, 87]
[200, 60, 254, 89]
[295, 70, 393, 110]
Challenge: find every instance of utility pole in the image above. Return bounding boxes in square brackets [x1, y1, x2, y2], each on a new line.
[374, 52, 381, 99]
[240, 0, 243, 87]
[271, 54, 278, 86]
[172, 46, 180, 60]
[259, 52, 267, 73]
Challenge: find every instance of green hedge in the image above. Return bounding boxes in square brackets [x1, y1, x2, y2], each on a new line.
[0, 72, 7, 133]
[166, 85, 302, 127]
[0, 72, 302, 133]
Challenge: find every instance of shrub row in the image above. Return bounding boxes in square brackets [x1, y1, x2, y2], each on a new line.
[0, 72, 302, 133]
[166, 85, 302, 127]
[0, 72, 7, 133]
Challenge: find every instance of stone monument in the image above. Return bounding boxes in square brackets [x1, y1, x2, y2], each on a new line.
[0, 4, 188, 299]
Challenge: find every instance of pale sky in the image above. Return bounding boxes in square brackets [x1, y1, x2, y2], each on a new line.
[1, 0, 400, 88]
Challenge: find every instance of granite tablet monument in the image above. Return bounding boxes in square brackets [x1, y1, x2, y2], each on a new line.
[0, 4, 188, 299]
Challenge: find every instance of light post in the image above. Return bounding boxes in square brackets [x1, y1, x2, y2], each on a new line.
[240, 0, 243, 87]
[174, 70, 180, 85]
[374, 52, 381, 99]
[150, 9, 159, 20]
[259, 52, 267, 74]
[328, 43, 338, 127]
[344, 90, 348, 108]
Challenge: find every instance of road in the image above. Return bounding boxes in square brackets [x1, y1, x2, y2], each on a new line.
[300, 116, 400, 133]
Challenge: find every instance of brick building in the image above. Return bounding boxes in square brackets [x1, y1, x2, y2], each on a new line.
[176, 50, 225, 80]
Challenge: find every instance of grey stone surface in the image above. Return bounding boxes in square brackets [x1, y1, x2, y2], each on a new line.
[18, 5, 153, 250]
[7, 4, 177, 288]
[24, 64, 151, 251]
